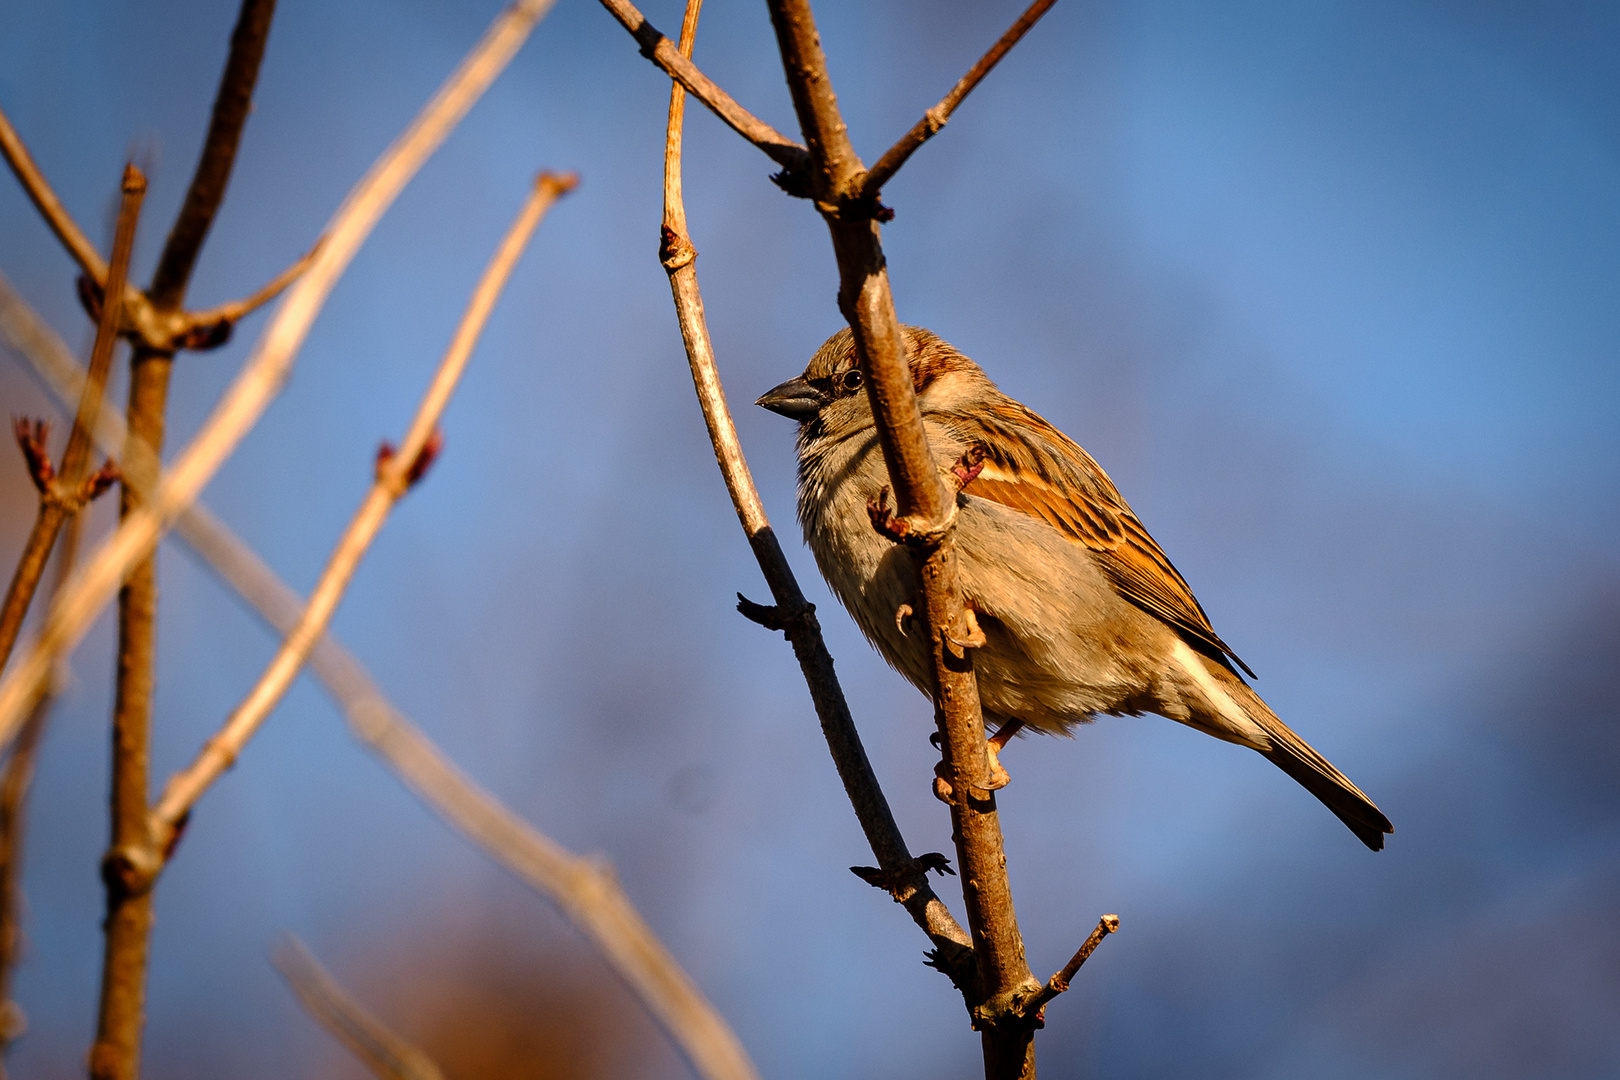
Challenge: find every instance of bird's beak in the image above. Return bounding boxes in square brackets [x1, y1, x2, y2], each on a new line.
[756, 376, 828, 421]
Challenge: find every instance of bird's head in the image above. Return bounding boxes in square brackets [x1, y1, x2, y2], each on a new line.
[756, 325, 993, 437]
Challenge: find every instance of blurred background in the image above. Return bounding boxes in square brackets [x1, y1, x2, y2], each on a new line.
[2, 0, 1617, 1077]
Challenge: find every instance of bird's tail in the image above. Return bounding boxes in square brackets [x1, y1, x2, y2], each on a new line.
[1221, 674, 1394, 851]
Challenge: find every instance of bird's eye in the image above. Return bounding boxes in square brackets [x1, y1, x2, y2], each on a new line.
[840, 368, 863, 394]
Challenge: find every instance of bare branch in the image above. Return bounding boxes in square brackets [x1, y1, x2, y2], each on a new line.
[1022, 913, 1118, 1020]
[274, 938, 445, 1080]
[859, 0, 1059, 203]
[2, 265, 761, 1080]
[0, 103, 108, 284]
[761, 2, 1041, 1074]
[595, 0, 810, 175]
[0, 0, 558, 753]
[0, 164, 143, 677]
[658, 0, 972, 975]
[61, 163, 144, 484]
[0, 510, 82, 1071]
[151, 171, 574, 842]
[147, 0, 279, 311]
[176, 240, 321, 349]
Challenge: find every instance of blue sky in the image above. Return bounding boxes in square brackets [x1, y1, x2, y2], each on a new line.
[2, 1, 1617, 1077]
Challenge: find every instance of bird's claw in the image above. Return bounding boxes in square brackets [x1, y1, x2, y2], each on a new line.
[945, 606, 987, 654]
[947, 443, 987, 492]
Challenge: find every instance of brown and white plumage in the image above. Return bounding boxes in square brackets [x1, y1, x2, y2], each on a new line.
[759, 325, 1393, 851]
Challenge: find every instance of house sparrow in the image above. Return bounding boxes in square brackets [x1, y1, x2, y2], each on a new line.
[758, 325, 1393, 851]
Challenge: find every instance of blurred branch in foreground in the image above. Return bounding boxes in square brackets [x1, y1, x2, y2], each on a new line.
[0, 275, 759, 1080]
[0, 0, 559, 761]
[274, 937, 446, 1080]
[151, 170, 576, 847]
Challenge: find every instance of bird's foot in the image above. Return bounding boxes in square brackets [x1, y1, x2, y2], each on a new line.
[983, 718, 1025, 791]
[946, 443, 987, 492]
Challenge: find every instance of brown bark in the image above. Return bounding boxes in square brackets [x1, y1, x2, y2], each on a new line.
[89, 5, 280, 1073]
[148, 0, 278, 310]
[762, 2, 1042, 1074]
[0, 164, 143, 675]
[657, 0, 973, 975]
[88, 348, 172, 1080]
[859, 0, 1059, 203]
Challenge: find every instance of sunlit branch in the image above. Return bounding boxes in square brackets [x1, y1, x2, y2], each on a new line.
[858, 0, 1059, 203]
[151, 171, 574, 842]
[0, 0, 559, 755]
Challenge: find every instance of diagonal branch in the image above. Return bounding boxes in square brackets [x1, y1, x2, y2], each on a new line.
[151, 171, 575, 843]
[594, 0, 809, 175]
[274, 938, 445, 1080]
[0, 508, 84, 1073]
[2, 256, 761, 1080]
[0, 164, 142, 676]
[147, 0, 279, 312]
[0, 0, 559, 754]
[0, 104, 109, 286]
[858, 0, 1059, 203]
[175, 240, 321, 348]
[188, 508, 761, 1080]
[658, 0, 972, 978]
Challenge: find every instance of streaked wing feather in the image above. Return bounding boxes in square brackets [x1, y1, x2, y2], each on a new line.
[953, 402, 1256, 678]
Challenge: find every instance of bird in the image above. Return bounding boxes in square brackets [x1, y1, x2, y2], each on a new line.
[757, 325, 1393, 851]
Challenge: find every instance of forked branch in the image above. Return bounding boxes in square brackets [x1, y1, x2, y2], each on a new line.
[858, 0, 1059, 203]
[0, 0, 559, 752]
[0, 282, 757, 1080]
[595, 0, 809, 177]
[658, 0, 972, 978]
[147, 0, 279, 311]
[0, 163, 142, 675]
[150, 171, 576, 845]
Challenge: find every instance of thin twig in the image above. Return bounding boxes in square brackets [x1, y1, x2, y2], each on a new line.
[594, 0, 809, 175]
[177, 240, 321, 345]
[0, 510, 82, 1076]
[760, 3, 1039, 1075]
[274, 937, 445, 1080]
[1, 278, 761, 1080]
[858, 0, 1059, 203]
[0, 164, 142, 676]
[147, 0, 279, 311]
[658, 0, 972, 975]
[1022, 914, 1118, 1019]
[151, 171, 574, 843]
[0, 104, 108, 286]
[0, 0, 558, 754]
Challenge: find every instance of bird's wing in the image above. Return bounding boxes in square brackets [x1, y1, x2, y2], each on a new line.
[949, 399, 1256, 678]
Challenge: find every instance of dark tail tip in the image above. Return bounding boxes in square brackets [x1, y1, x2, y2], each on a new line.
[1261, 741, 1393, 852]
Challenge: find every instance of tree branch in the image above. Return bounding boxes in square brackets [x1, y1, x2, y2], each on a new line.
[151, 171, 574, 844]
[0, 164, 142, 677]
[0, 103, 108, 285]
[760, 3, 1040, 1075]
[0, 510, 83, 1076]
[274, 938, 445, 1080]
[147, 0, 279, 311]
[1021, 914, 1118, 1021]
[593, 0, 810, 176]
[858, 0, 1058, 204]
[3, 243, 762, 1080]
[175, 240, 320, 348]
[658, 0, 972, 978]
[0, 0, 558, 754]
